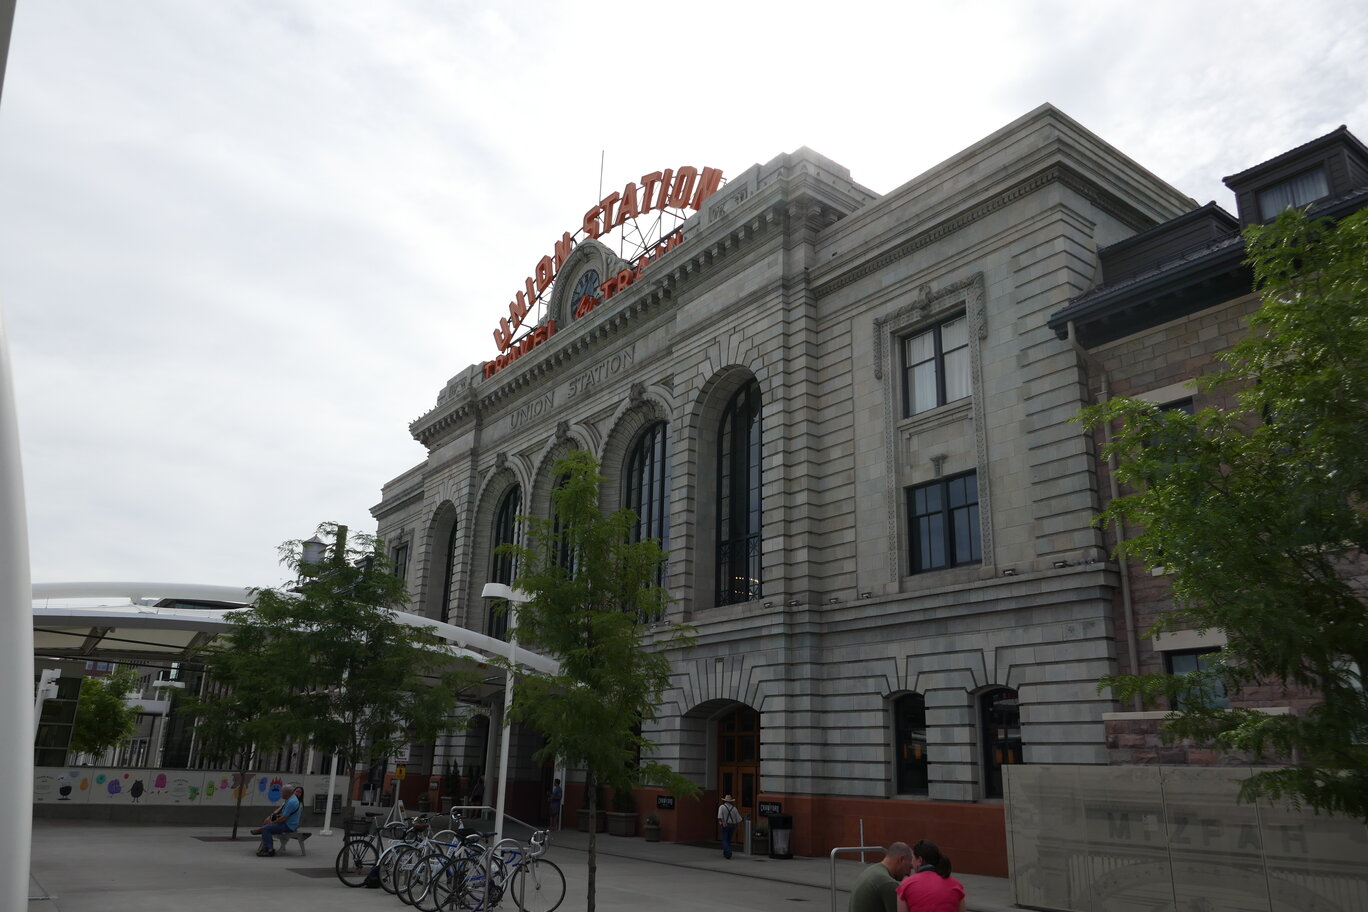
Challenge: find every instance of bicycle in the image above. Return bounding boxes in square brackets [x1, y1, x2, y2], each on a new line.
[500, 830, 565, 912]
[334, 815, 401, 888]
[380, 815, 462, 897]
[442, 829, 563, 912]
[403, 829, 494, 911]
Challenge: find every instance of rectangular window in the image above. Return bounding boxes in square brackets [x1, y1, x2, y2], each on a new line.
[1166, 649, 1229, 710]
[391, 542, 410, 582]
[901, 314, 970, 417]
[908, 471, 981, 573]
[1257, 167, 1329, 220]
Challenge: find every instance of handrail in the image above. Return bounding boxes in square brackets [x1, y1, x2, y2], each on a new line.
[443, 804, 542, 834]
[830, 845, 886, 912]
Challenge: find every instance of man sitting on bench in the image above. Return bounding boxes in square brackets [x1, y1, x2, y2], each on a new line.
[252, 783, 302, 857]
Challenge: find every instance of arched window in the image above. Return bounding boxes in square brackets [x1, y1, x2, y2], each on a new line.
[425, 504, 458, 623]
[893, 693, 928, 794]
[716, 381, 762, 605]
[550, 472, 577, 577]
[489, 486, 521, 640]
[626, 420, 670, 552]
[439, 521, 458, 623]
[980, 688, 1022, 799]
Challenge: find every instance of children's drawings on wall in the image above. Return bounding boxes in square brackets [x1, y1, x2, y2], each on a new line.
[33, 768, 330, 808]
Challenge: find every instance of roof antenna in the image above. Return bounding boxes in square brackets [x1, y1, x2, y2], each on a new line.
[598, 150, 605, 201]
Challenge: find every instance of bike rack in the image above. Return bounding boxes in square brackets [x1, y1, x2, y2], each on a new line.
[829, 845, 886, 912]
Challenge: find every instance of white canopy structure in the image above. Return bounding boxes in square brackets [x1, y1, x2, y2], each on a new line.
[29, 581, 556, 837]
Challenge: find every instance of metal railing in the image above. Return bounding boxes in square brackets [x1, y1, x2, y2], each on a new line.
[830, 845, 885, 912]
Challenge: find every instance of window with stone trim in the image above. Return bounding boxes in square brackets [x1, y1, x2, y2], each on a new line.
[1165, 648, 1229, 710]
[625, 420, 670, 589]
[550, 472, 577, 578]
[901, 313, 970, 417]
[980, 687, 1021, 799]
[893, 692, 929, 795]
[488, 486, 521, 639]
[907, 471, 981, 573]
[716, 381, 763, 606]
[391, 539, 411, 583]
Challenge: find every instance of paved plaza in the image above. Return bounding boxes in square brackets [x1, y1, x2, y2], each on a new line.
[28, 818, 1016, 912]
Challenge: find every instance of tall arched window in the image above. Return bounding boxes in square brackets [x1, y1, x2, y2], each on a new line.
[894, 693, 928, 795]
[716, 380, 762, 605]
[439, 521, 458, 623]
[980, 688, 1022, 799]
[550, 472, 577, 577]
[626, 420, 670, 551]
[489, 486, 521, 640]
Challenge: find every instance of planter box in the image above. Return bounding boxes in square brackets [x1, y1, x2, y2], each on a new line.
[576, 809, 607, 833]
[606, 811, 637, 837]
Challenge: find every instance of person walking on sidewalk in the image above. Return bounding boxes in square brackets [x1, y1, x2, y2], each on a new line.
[717, 794, 741, 859]
[849, 842, 915, 912]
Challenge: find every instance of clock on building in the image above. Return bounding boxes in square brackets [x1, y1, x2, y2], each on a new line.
[572, 269, 601, 318]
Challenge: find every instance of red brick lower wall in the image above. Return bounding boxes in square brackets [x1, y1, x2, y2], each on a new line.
[602, 786, 1007, 877]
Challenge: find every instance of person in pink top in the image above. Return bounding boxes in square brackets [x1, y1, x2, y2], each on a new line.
[895, 839, 965, 912]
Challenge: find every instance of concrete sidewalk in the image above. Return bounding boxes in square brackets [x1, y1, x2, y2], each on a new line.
[28, 818, 1019, 912]
[544, 826, 1018, 912]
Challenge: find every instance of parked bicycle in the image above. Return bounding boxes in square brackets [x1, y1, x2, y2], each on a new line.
[402, 824, 563, 912]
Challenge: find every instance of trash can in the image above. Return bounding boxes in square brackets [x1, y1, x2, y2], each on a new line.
[768, 814, 793, 859]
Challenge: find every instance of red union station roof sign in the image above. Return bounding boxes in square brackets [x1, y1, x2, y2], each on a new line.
[484, 165, 723, 378]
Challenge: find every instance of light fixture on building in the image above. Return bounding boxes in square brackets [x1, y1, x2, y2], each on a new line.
[1002, 568, 1017, 576]
[860, 592, 872, 599]
[763, 601, 773, 609]
[787, 599, 800, 607]
[1052, 560, 1069, 569]
[828, 598, 840, 604]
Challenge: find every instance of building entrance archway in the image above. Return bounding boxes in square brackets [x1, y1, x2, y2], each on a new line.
[715, 705, 760, 820]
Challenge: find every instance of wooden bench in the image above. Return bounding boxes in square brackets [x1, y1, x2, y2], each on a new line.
[275, 831, 313, 856]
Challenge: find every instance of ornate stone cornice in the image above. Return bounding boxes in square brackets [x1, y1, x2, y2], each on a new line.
[814, 163, 1156, 300]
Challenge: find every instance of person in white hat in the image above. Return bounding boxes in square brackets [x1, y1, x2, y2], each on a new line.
[717, 793, 741, 859]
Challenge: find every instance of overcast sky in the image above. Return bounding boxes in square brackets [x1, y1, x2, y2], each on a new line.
[3, 0, 1365, 593]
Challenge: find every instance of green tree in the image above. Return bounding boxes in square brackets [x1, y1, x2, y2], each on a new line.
[197, 523, 478, 813]
[502, 451, 697, 912]
[1084, 207, 1368, 819]
[69, 665, 142, 760]
[183, 656, 291, 838]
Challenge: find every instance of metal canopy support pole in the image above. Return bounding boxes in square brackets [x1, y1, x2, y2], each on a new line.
[321, 751, 340, 836]
[480, 582, 529, 844]
[1, 194, 36, 912]
[495, 650, 515, 842]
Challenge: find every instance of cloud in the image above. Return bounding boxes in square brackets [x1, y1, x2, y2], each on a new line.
[2, 0, 1364, 587]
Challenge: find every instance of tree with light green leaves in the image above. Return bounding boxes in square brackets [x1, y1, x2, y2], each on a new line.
[1084, 206, 1368, 819]
[500, 451, 697, 912]
[193, 523, 478, 820]
[69, 665, 142, 761]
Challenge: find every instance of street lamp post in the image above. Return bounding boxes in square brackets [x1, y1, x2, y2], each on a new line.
[480, 582, 530, 843]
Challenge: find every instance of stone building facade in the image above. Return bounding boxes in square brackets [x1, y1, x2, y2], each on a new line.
[371, 104, 1198, 875]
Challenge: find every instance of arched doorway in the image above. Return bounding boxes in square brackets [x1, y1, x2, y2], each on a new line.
[715, 705, 760, 820]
